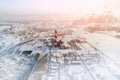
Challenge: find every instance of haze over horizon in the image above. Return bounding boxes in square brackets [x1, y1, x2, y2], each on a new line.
[0, 0, 120, 17]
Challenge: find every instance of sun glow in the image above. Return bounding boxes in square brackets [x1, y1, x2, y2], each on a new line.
[36, 0, 112, 14]
[0, 0, 119, 16]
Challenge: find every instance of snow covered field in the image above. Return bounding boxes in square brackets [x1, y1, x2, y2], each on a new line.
[0, 34, 20, 53]
[0, 52, 36, 80]
[84, 33, 120, 64]
[1, 22, 120, 80]
[0, 25, 37, 80]
[29, 31, 120, 80]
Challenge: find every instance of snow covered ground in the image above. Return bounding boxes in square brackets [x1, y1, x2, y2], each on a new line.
[0, 25, 37, 80]
[83, 32, 120, 64]
[1, 22, 120, 80]
[0, 34, 21, 60]
[29, 33, 120, 80]
[0, 52, 36, 80]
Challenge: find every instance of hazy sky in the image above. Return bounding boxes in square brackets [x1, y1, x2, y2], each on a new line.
[0, 0, 120, 16]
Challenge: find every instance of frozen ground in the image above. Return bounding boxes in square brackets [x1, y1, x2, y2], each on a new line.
[0, 34, 20, 52]
[0, 25, 20, 53]
[83, 32, 120, 64]
[1, 23, 120, 80]
[29, 32, 120, 80]
[0, 25, 37, 80]
[0, 50, 36, 80]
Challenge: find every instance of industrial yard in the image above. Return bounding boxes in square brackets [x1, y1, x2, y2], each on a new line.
[0, 19, 120, 80]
